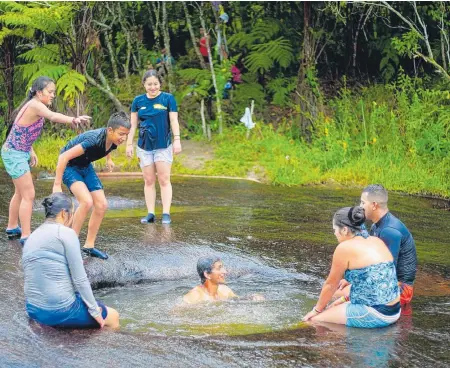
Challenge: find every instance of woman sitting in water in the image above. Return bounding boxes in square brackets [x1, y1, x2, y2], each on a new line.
[302, 206, 400, 328]
[22, 193, 119, 329]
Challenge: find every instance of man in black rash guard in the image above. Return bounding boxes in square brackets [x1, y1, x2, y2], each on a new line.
[359, 184, 417, 305]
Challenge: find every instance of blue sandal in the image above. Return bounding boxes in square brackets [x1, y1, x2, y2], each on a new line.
[141, 213, 156, 224]
[6, 227, 22, 239]
[82, 247, 109, 260]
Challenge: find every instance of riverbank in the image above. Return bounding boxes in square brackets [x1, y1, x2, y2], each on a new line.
[15, 126, 450, 201]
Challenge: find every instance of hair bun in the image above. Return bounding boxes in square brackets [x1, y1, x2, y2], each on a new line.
[42, 197, 53, 207]
[348, 206, 365, 226]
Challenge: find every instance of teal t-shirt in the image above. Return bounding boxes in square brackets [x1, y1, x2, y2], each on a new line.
[131, 92, 178, 151]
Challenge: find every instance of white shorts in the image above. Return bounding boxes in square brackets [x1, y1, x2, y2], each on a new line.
[136, 145, 173, 168]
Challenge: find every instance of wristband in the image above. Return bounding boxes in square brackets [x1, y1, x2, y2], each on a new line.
[313, 306, 323, 314]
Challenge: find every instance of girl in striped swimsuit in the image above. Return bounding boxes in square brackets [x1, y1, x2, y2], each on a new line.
[1, 76, 90, 245]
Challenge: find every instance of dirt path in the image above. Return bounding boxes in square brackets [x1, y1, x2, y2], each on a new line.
[176, 140, 214, 170]
[97, 140, 263, 183]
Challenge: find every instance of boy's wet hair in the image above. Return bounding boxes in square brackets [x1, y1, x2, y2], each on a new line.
[42, 193, 73, 219]
[333, 206, 366, 233]
[107, 111, 131, 130]
[197, 256, 221, 284]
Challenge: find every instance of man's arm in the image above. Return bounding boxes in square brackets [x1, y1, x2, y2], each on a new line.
[52, 144, 85, 192]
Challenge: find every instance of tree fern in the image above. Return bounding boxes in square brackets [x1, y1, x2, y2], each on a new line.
[18, 64, 69, 84]
[248, 37, 294, 72]
[56, 70, 87, 107]
[177, 68, 211, 82]
[19, 45, 60, 65]
[245, 53, 273, 74]
[251, 19, 281, 42]
[0, 2, 74, 35]
[267, 77, 297, 106]
[228, 18, 294, 74]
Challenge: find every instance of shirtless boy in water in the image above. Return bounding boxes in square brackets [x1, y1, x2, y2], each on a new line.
[183, 257, 237, 304]
[183, 256, 265, 304]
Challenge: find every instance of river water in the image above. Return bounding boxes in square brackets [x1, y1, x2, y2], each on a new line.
[0, 173, 449, 367]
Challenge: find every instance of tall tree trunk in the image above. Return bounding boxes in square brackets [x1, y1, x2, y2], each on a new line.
[200, 98, 208, 139]
[149, 2, 162, 52]
[198, 3, 223, 134]
[117, 4, 132, 91]
[296, 2, 317, 142]
[162, 2, 175, 92]
[183, 2, 207, 69]
[1, 37, 15, 125]
[104, 31, 120, 83]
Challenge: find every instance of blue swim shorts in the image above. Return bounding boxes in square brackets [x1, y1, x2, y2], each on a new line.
[1, 145, 31, 179]
[346, 303, 400, 328]
[63, 164, 103, 192]
[26, 293, 108, 329]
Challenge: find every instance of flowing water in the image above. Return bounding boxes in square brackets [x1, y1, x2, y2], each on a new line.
[0, 173, 449, 367]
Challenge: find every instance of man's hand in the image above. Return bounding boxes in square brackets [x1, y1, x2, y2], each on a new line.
[173, 140, 182, 155]
[30, 151, 38, 167]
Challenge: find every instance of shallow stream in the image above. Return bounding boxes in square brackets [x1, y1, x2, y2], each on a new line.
[1, 174, 449, 367]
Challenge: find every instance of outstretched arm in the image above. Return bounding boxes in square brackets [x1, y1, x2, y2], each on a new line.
[32, 100, 90, 127]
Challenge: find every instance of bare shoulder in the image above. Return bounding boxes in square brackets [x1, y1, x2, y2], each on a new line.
[182, 286, 203, 304]
[218, 284, 237, 298]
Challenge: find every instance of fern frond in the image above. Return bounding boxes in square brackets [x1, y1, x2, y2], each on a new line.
[0, 3, 74, 35]
[228, 31, 259, 49]
[245, 52, 272, 74]
[234, 82, 265, 105]
[19, 45, 60, 64]
[56, 70, 87, 107]
[251, 19, 281, 42]
[17, 63, 69, 85]
[267, 77, 296, 106]
[251, 37, 294, 68]
[177, 68, 211, 83]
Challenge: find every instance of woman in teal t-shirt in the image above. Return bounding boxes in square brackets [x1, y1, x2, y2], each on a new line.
[127, 70, 182, 224]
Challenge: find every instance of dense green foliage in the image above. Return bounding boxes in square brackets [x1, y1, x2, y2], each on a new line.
[1, 1, 450, 197]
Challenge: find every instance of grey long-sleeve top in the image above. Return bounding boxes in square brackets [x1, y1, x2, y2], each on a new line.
[22, 222, 100, 318]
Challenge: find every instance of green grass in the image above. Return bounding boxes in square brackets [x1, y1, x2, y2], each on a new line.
[22, 81, 450, 199]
